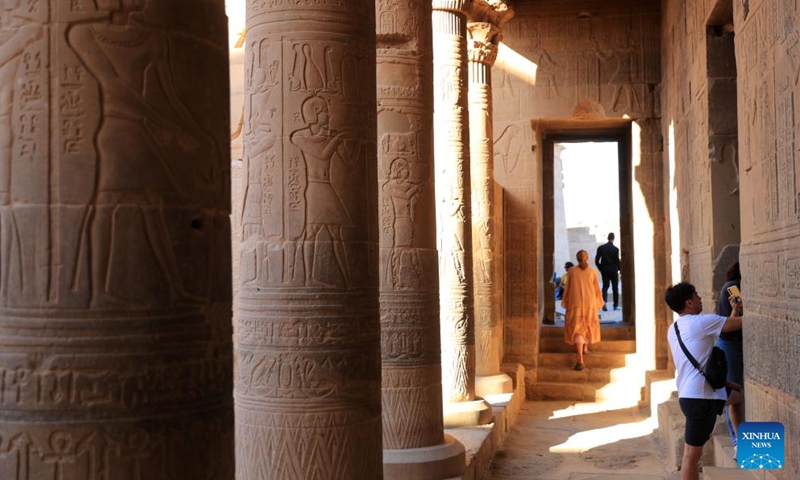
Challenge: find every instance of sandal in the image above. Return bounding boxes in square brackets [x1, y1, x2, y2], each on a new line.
[573, 362, 585, 371]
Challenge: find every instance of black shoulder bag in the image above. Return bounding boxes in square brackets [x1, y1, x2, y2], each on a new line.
[673, 321, 728, 390]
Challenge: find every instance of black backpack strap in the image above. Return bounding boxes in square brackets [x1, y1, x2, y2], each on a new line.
[673, 321, 703, 374]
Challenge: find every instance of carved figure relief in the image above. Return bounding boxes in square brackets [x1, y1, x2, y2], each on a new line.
[529, 45, 561, 99]
[493, 124, 522, 175]
[438, 175, 467, 285]
[596, 31, 639, 112]
[377, 0, 419, 39]
[289, 94, 362, 287]
[67, 0, 214, 308]
[382, 157, 424, 288]
[436, 64, 462, 106]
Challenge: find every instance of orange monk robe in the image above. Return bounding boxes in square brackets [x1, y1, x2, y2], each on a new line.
[560, 265, 604, 345]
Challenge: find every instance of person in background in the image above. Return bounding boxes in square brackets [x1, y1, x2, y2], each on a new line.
[561, 251, 603, 370]
[556, 261, 574, 300]
[595, 232, 621, 311]
[716, 261, 744, 454]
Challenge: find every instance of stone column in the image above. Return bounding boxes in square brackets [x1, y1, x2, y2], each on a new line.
[236, 1, 382, 479]
[467, 4, 514, 399]
[0, 0, 234, 477]
[432, 0, 492, 427]
[377, 1, 465, 478]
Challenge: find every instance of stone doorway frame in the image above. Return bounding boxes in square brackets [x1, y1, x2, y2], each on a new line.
[535, 119, 635, 329]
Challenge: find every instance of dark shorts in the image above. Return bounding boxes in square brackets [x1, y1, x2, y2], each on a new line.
[679, 398, 727, 446]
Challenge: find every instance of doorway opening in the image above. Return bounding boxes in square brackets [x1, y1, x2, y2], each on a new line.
[542, 128, 634, 328]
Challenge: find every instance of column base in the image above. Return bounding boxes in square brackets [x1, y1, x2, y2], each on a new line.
[383, 434, 466, 480]
[475, 373, 514, 399]
[443, 398, 493, 428]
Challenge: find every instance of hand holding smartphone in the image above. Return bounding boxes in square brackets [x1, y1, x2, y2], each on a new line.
[727, 285, 742, 302]
[727, 285, 743, 315]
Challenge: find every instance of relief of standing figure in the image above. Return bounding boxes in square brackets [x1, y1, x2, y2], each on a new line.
[68, 0, 214, 307]
[290, 94, 362, 287]
[382, 157, 424, 288]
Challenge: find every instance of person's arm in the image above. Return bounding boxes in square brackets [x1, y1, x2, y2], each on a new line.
[726, 380, 743, 392]
[720, 296, 743, 332]
[595, 247, 602, 267]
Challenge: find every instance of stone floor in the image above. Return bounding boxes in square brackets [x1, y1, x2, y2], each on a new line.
[485, 400, 681, 480]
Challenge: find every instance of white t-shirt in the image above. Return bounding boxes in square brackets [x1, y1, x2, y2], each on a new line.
[667, 313, 728, 401]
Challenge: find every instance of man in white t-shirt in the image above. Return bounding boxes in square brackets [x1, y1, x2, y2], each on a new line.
[665, 282, 744, 480]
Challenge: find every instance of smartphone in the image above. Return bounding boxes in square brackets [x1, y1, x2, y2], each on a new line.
[726, 285, 744, 320]
[727, 285, 742, 302]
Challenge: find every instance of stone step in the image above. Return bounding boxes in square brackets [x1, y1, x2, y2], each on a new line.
[702, 466, 770, 479]
[541, 324, 635, 341]
[536, 365, 613, 383]
[656, 397, 720, 470]
[538, 351, 630, 368]
[639, 369, 676, 412]
[530, 380, 643, 403]
[539, 336, 636, 353]
[530, 381, 603, 401]
[712, 432, 737, 469]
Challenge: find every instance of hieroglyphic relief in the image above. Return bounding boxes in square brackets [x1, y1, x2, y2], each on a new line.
[776, 73, 797, 223]
[500, 10, 659, 119]
[595, 30, 639, 113]
[290, 94, 363, 287]
[381, 153, 426, 289]
[242, 34, 373, 289]
[67, 0, 221, 308]
[0, 417, 233, 480]
[493, 124, 523, 176]
[0, 0, 46, 307]
[377, 0, 420, 44]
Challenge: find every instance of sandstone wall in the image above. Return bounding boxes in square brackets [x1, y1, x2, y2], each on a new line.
[493, 0, 666, 369]
[661, 1, 799, 477]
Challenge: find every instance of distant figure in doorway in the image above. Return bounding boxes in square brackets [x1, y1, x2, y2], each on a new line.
[555, 261, 574, 300]
[561, 251, 603, 370]
[716, 261, 745, 451]
[595, 232, 621, 311]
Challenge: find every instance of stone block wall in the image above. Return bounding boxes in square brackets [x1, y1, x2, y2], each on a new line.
[661, 0, 799, 477]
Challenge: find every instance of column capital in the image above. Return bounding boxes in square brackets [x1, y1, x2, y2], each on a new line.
[467, 23, 500, 66]
[467, 0, 514, 28]
[432, 0, 471, 14]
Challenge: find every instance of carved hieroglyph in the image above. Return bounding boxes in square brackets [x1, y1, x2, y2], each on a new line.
[238, 1, 381, 479]
[0, 0, 234, 478]
[467, 6, 513, 396]
[432, 1, 483, 420]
